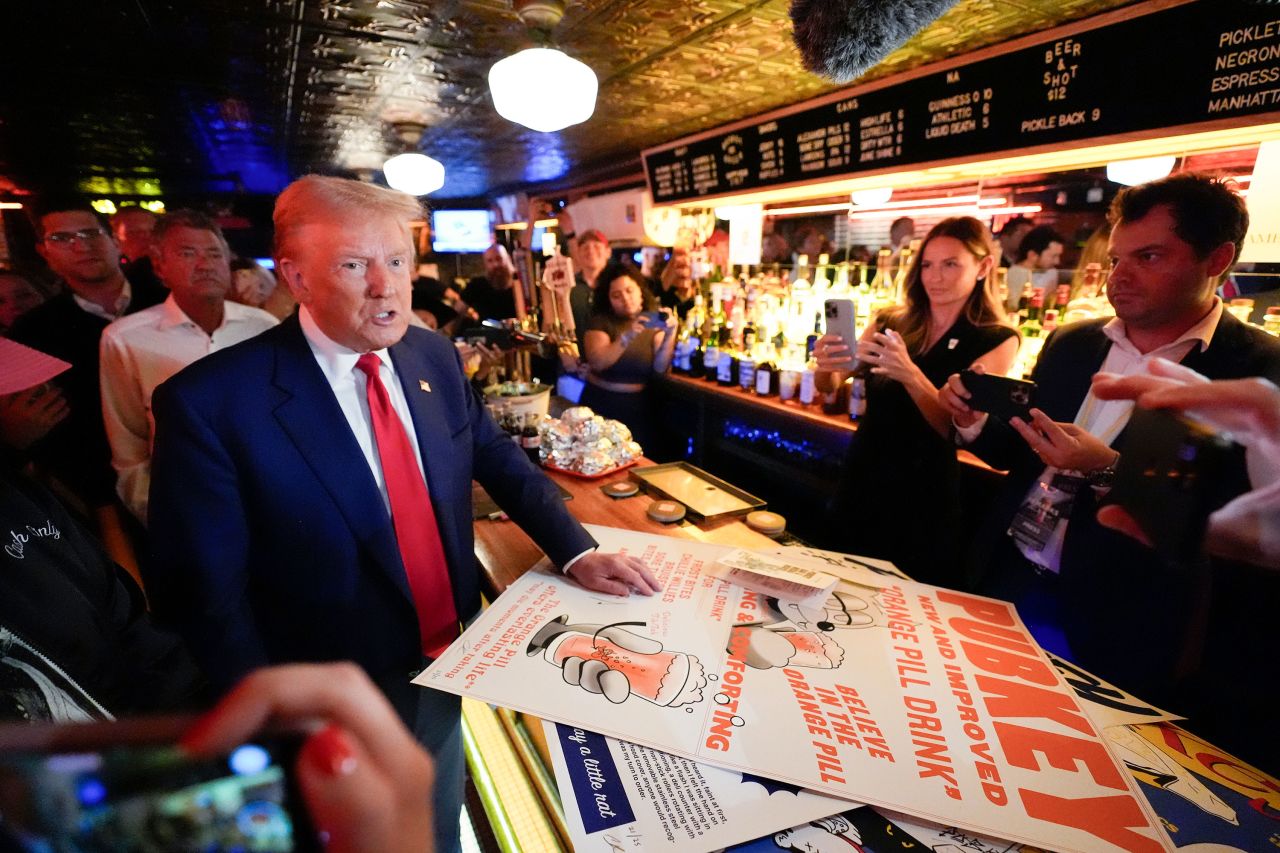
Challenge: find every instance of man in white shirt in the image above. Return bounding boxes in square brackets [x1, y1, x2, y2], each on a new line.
[100, 210, 277, 523]
[147, 176, 660, 853]
[1005, 225, 1064, 312]
[940, 173, 1280, 767]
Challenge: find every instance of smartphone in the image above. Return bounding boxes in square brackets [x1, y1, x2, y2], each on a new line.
[640, 310, 671, 329]
[959, 369, 1038, 422]
[1107, 407, 1236, 564]
[0, 716, 320, 852]
[463, 324, 515, 348]
[823, 299, 858, 347]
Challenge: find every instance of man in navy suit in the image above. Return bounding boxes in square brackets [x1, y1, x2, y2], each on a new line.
[940, 173, 1280, 767]
[147, 176, 660, 852]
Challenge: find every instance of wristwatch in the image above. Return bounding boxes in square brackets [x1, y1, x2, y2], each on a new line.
[1087, 453, 1120, 488]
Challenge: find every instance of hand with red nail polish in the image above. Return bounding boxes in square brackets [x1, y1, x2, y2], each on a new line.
[182, 663, 435, 852]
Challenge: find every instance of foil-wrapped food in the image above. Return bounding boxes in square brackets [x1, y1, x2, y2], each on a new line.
[536, 406, 642, 474]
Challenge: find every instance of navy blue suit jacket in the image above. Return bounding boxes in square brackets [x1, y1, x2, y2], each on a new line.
[146, 317, 597, 713]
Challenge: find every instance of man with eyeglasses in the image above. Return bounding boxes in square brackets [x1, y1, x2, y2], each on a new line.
[99, 210, 277, 523]
[8, 202, 167, 513]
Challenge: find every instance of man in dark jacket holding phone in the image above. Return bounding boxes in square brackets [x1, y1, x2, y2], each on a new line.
[940, 173, 1280, 767]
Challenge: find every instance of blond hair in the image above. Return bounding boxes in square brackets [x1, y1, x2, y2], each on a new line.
[273, 175, 422, 259]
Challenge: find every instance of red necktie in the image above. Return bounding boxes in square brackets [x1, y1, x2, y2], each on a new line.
[356, 353, 458, 658]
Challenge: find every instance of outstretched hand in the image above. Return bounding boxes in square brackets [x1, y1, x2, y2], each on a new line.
[567, 551, 662, 597]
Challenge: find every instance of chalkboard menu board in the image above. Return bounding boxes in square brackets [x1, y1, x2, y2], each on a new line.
[643, 0, 1280, 204]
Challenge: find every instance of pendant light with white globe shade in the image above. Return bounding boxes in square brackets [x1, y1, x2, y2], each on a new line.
[381, 121, 446, 196]
[488, 0, 598, 133]
[383, 153, 445, 195]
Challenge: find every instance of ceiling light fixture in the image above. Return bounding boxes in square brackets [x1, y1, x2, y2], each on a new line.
[846, 203, 1042, 220]
[850, 187, 893, 207]
[382, 122, 445, 196]
[488, 1, 597, 133]
[1106, 155, 1176, 186]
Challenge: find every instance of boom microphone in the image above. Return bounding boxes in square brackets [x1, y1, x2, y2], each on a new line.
[790, 0, 961, 83]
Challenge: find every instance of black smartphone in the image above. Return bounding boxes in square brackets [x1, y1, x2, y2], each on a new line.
[0, 716, 320, 852]
[463, 325, 515, 348]
[959, 369, 1038, 422]
[1107, 407, 1236, 564]
[640, 310, 670, 329]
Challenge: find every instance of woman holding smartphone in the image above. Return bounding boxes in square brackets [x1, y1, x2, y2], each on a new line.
[815, 217, 1019, 584]
[581, 261, 677, 452]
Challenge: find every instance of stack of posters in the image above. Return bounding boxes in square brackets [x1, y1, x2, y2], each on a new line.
[418, 526, 1195, 852]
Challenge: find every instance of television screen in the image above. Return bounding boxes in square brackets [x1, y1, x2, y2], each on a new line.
[432, 209, 493, 253]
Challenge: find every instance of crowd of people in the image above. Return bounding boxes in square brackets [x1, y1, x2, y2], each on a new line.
[2, 169, 1279, 849]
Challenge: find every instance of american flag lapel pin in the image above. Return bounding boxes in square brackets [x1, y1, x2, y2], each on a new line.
[948, 338, 959, 350]
[419, 379, 432, 392]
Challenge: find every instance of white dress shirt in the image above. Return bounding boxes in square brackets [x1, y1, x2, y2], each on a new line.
[74, 278, 132, 321]
[298, 306, 427, 517]
[299, 307, 594, 572]
[100, 295, 278, 522]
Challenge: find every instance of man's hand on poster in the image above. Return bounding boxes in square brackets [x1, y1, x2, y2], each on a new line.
[560, 625, 663, 704]
[1091, 358, 1280, 570]
[566, 551, 663, 597]
[1009, 408, 1118, 473]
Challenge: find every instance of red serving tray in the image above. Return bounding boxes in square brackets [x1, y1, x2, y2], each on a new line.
[542, 459, 639, 480]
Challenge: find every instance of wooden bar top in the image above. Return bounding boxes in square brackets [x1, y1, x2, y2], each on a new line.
[473, 462, 778, 595]
[654, 372, 995, 472]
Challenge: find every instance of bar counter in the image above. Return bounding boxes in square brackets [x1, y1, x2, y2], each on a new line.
[651, 372, 1003, 544]
[472, 458, 776, 595]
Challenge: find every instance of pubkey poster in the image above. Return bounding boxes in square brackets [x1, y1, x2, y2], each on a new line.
[416, 526, 1169, 852]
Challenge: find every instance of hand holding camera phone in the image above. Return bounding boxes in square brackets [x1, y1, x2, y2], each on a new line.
[824, 299, 859, 350]
[641, 309, 672, 329]
[0, 664, 437, 853]
[0, 716, 320, 852]
[958, 369, 1038, 422]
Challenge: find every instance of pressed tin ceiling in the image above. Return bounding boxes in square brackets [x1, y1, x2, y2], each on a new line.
[0, 0, 1140, 202]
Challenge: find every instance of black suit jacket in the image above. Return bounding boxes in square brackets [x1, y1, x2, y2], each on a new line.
[146, 318, 597, 727]
[9, 278, 166, 507]
[965, 312, 1280, 697]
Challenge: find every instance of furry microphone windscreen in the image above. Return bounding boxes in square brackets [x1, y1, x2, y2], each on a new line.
[790, 0, 961, 82]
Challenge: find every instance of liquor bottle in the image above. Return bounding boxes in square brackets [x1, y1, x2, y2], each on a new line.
[847, 373, 867, 420]
[1020, 288, 1044, 339]
[869, 248, 895, 316]
[812, 253, 832, 293]
[728, 293, 746, 349]
[798, 356, 817, 406]
[1043, 284, 1070, 333]
[893, 242, 915, 304]
[832, 261, 850, 295]
[992, 267, 1009, 312]
[737, 350, 756, 390]
[754, 346, 778, 396]
[703, 342, 720, 382]
[716, 350, 737, 386]
[520, 413, 542, 464]
[709, 290, 728, 349]
[793, 253, 811, 286]
[688, 334, 706, 378]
